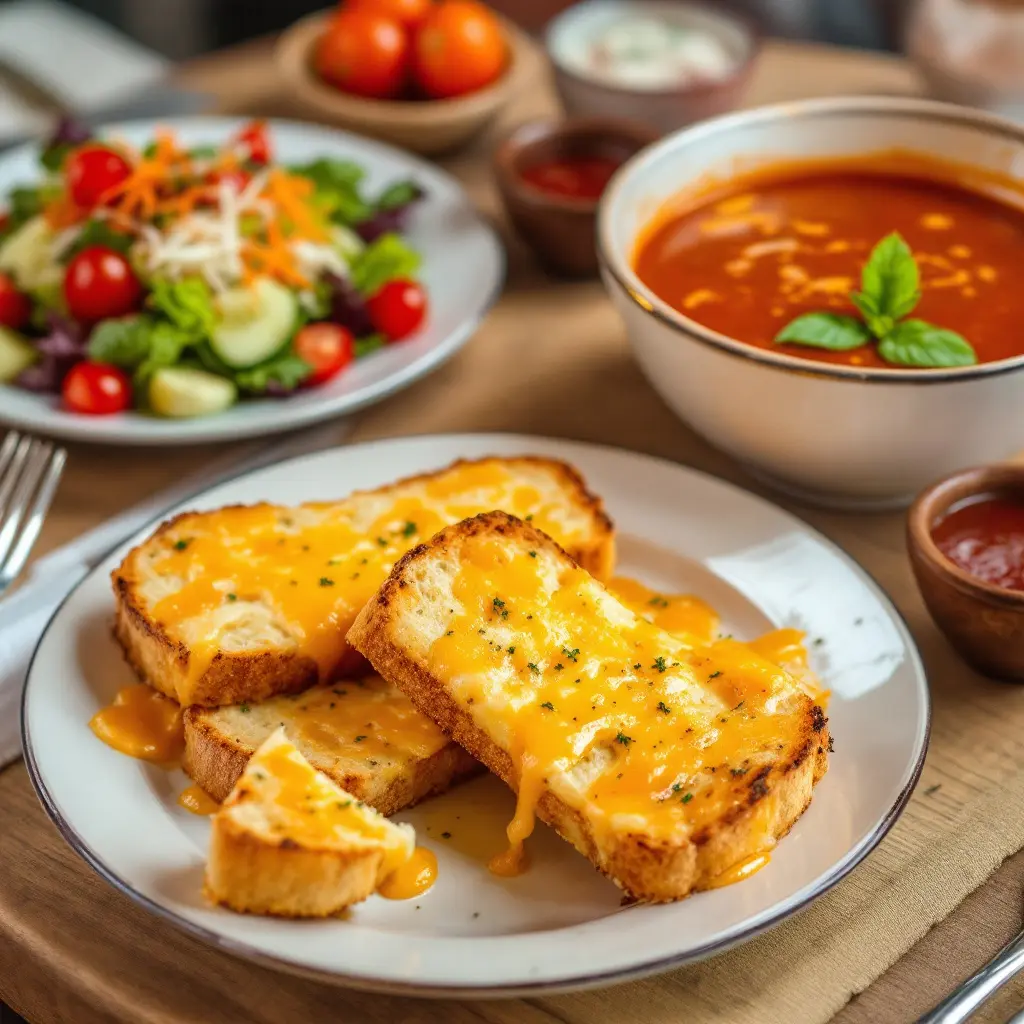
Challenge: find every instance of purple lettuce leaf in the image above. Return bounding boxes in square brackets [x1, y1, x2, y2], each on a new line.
[326, 273, 374, 336]
[14, 314, 87, 394]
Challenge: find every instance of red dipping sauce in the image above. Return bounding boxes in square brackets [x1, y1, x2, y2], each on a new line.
[519, 156, 621, 201]
[931, 494, 1024, 592]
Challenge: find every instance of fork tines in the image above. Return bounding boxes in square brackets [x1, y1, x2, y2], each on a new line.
[0, 431, 66, 592]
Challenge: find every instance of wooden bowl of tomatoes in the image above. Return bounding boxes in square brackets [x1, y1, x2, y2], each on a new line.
[276, 0, 528, 156]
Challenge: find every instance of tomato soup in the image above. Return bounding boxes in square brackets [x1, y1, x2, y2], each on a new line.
[520, 156, 622, 201]
[633, 156, 1024, 369]
[932, 494, 1024, 592]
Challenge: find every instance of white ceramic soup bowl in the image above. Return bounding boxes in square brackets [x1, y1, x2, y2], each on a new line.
[598, 96, 1024, 509]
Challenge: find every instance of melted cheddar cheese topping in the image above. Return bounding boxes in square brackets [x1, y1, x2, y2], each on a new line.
[276, 677, 450, 767]
[230, 730, 412, 879]
[425, 536, 819, 872]
[89, 684, 184, 764]
[142, 459, 598, 688]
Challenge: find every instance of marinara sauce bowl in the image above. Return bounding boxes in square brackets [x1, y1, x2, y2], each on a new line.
[908, 464, 1024, 681]
[597, 96, 1024, 509]
[494, 118, 658, 277]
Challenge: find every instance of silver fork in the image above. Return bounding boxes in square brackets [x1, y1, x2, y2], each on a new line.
[0, 431, 65, 594]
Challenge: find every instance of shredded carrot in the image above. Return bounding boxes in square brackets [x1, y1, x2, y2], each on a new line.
[44, 195, 86, 230]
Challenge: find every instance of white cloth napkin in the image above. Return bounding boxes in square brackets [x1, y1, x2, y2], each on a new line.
[0, 421, 350, 768]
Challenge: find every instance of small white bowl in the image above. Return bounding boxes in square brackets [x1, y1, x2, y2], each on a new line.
[598, 96, 1024, 509]
[545, 0, 759, 136]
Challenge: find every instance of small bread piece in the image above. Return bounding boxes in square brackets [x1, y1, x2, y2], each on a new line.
[184, 675, 480, 809]
[205, 728, 414, 917]
[113, 456, 614, 708]
[348, 512, 830, 903]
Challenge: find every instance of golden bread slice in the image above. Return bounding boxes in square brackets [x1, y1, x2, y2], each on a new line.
[348, 512, 830, 903]
[113, 456, 614, 708]
[184, 675, 480, 809]
[205, 727, 414, 917]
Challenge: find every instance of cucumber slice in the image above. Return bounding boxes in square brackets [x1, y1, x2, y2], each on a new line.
[331, 225, 364, 265]
[210, 278, 297, 368]
[0, 216, 61, 292]
[149, 367, 236, 419]
[0, 327, 36, 382]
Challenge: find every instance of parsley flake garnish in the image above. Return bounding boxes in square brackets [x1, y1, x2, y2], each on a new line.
[656, 701, 671, 714]
[400, 521, 417, 537]
[652, 656, 667, 673]
[527, 662, 540, 673]
[173, 539, 190, 551]
[671, 782, 682, 793]
[239, 703, 250, 713]
[615, 732, 633, 746]
[708, 670, 722, 680]
[492, 596, 509, 619]
[525, 514, 534, 521]
[354, 735, 367, 742]
[540, 701, 555, 711]
[554, 663, 564, 671]
[226, 593, 237, 602]
[562, 646, 580, 662]
[377, 536, 389, 546]
[507, 645, 516, 654]
[441, 831, 452, 839]
[681, 792, 694, 804]
[648, 595, 669, 608]
[319, 577, 335, 587]
[529, 550, 537, 558]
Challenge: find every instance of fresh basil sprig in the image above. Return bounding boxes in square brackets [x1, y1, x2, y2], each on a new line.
[774, 231, 977, 368]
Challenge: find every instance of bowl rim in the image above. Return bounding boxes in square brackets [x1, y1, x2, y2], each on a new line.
[275, 8, 525, 119]
[543, 0, 761, 99]
[907, 463, 1024, 608]
[597, 94, 1024, 385]
[492, 116, 661, 214]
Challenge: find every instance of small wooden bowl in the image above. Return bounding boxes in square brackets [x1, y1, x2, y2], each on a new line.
[493, 117, 657, 277]
[275, 11, 529, 156]
[908, 464, 1024, 681]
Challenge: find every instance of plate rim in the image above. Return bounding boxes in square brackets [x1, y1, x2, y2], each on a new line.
[21, 433, 932, 997]
[0, 116, 505, 446]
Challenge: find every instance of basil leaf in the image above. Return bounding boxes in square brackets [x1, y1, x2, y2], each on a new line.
[854, 232, 921, 322]
[775, 313, 871, 351]
[877, 319, 977, 368]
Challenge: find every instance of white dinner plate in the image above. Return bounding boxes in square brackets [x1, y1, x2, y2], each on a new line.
[0, 119, 503, 445]
[23, 435, 929, 996]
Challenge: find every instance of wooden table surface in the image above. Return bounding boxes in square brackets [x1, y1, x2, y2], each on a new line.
[5, 33, 999, 1024]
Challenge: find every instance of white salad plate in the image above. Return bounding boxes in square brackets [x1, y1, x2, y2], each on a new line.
[0, 118, 504, 445]
[23, 434, 929, 996]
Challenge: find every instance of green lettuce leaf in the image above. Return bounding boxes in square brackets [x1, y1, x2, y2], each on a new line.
[148, 278, 216, 339]
[234, 352, 311, 394]
[350, 234, 420, 297]
[291, 158, 371, 224]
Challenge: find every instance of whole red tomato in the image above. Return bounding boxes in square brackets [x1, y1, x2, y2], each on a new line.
[235, 120, 272, 165]
[61, 362, 132, 415]
[412, 1, 507, 99]
[367, 279, 427, 341]
[294, 323, 355, 384]
[315, 10, 409, 99]
[346, 0, 432, 30]
[0, 272, 32, 330]
[63, 246, 142, 322]
[64, 146, 132, 208]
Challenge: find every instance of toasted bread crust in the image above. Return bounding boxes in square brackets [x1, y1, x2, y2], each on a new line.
[205, 810, 385, 917]
[112, 457, 615, 708]
[182, 704, 481, 811]
[348, 512, 829, 903]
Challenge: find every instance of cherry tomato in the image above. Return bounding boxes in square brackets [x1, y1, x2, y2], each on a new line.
[367, 279, 427, 341]
[412, 1, 507, 99]
[63, 246, 142, 323]
[61, 362, 132, 415]
[0, 272, 32, 330]
[64, 145, 132, 208]
[347, 0, 432, 30]
[294, 323, 355, 384]
[315, 10, 409, 99]
[235, 120, 272, 166]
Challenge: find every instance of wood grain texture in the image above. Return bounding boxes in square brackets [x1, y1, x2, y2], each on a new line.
[7, 33, 1017, 1024]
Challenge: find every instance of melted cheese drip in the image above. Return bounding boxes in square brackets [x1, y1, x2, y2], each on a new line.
[89, 685, 184, 764]
[283, 678, 449, 765]
[426, 538, 817, 876]
[378, 847, 438, 899]
[608, 576, 719, 644]
[147, 460, 590, 692]
[178, 784, 219, 815]
[706, 851, 772, 888]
